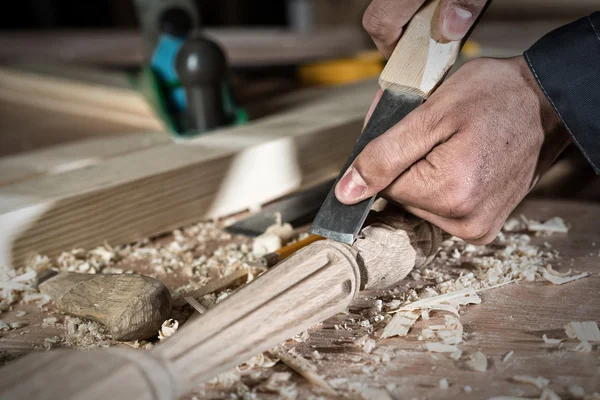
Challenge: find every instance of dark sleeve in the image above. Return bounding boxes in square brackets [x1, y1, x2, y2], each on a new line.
[524, 12, 600, 174]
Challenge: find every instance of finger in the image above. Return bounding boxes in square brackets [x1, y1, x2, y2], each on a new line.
[363, 0, 426, 58]
[439, 0, 488, 41]
[335, 101, 455, 204]
[364, 89, 384, 129]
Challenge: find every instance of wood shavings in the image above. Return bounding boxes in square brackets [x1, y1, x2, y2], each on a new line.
[545, 265, 572, 277]
[504, 216, 569, 234]
[381, 311, 419, 338]
[355, 335, 376, 353]
[237, 353, 279, 372]
[158, 319, 179, 340]
[391, 288, 482, 313]
[292, 330, 310, 343]
[425, 342, 460, 354]
[0, 320, 9, 330]
[328, 378, 349, 389]
[565, 321, 600, 342]
[540, 388, 561, 400]
[511, 375, 550, 390]
[42, 317, 58, 326]
[574, 341, 592, 352]
[259, 372, 295, 397]
[568, 385, 586, 399]
[502, 351, 514, 362]
[208, 370, 241, 387]
[21, 292, 51, 308]
[541, 269, 590, 285]
[465, 351, 487, 372]
[15, 311, 26, 317]
[269, 346, 337, 397]
[435, 315, 464, 345]
[526, 216, 569, 234]
[43, 336, 62, 350]
[439, 378, 449, 390]
[542, 334, 564, 345]
[62, 318, 113, 349]
[251, 213, 294, 257]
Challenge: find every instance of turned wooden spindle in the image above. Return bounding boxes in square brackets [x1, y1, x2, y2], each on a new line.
[0, 213, 442, 400]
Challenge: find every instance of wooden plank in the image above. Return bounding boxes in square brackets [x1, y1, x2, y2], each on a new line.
[0, 66, 165, 132]
[0, 79, 377, 267]
[0, 28, 371, 68]
[0, 132, 171, 186]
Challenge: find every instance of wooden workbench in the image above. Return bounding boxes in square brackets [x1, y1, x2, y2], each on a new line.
[0, 198, 598, 399]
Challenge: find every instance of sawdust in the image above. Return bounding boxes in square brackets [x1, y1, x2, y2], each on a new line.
[439, 378, 449, 389]
[541, 269, 590, 285]
[252, 213, 294, 257]
[565, 321, 600, 342]
[502, 351, 514, 362]
[465, 351, 488, 372]
[542, 334, 563, 345]
[158, 319, 179, 341]
[0, 211, 589, 398]
[511, 375, 550, 390]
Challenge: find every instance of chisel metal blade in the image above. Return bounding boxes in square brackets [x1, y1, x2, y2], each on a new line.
[309, 90, 424, 244]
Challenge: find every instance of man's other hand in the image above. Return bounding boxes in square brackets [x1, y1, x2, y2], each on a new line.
[363, 0, 488, 58]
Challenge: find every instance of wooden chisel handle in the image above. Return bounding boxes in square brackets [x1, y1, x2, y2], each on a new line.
[380, 0, 487, 97]
[0, 214, 442, 400]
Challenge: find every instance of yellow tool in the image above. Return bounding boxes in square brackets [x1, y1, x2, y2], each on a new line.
[299, 50, 384, 87]
[254, 234, 324, 268]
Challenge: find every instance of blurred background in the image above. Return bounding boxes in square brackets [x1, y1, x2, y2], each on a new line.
[0, 0, 598, 199]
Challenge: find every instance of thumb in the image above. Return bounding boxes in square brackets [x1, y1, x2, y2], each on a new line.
[439, 0, 487, 41]
[334, 103, 452, 204]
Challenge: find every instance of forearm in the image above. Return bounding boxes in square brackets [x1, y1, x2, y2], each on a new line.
[524, 12, 600, 173]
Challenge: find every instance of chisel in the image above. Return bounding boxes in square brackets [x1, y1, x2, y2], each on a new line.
[310, 0, 484, 244]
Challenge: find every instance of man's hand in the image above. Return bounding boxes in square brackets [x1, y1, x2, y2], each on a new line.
[363, 0, 488, 58]
[335, 57, 571, 244]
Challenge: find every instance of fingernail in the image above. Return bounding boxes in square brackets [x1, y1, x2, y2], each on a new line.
[442, 6, 474, 41]
[335, 167, 368, 203]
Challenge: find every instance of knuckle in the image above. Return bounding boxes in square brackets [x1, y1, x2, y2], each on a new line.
[441, 179, 477, 217]
[363, 142, 398, 177]
[459, 219, 489, 242]
[362, 5, 394, 41]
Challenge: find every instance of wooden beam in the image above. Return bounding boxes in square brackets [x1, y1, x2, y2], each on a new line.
[0, 28, 371, 68]
[0, 79, 377, 267]
[0, 133, 171, 186]
[0, 66, 166, 132]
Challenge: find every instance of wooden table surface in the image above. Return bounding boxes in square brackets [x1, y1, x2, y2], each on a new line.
[0, 198, 598, 399]
[286, 199, 600, 400]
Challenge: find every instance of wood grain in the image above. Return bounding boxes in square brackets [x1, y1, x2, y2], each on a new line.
[379, 0, 463, 97]
[39, 273, 172, 341]
[0, 132, 171, 186]
[0, 79, 377, 268]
